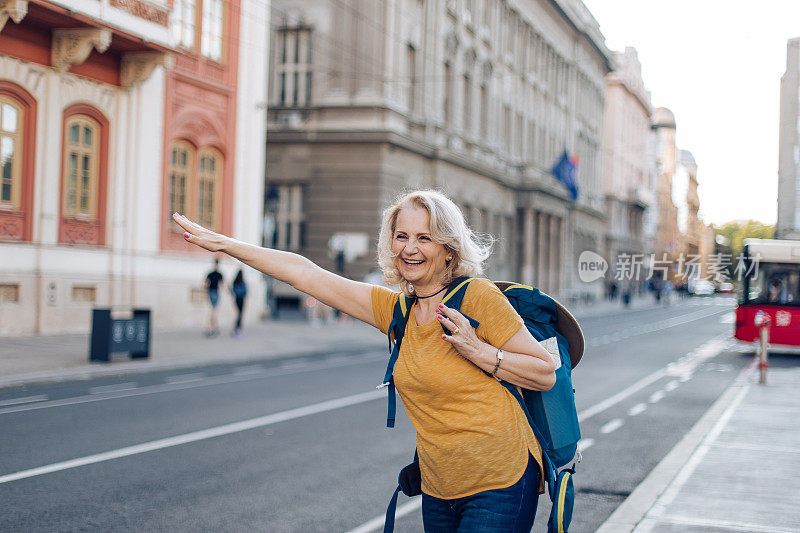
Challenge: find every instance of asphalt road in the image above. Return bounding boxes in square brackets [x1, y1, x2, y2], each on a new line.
[0, 296, 745, 532]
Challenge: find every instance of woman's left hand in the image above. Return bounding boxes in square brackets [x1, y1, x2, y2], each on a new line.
[437, 304, 486, 362]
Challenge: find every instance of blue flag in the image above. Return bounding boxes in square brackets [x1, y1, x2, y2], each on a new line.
[550, 150, 579, 202]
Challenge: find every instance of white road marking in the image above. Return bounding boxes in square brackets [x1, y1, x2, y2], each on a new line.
[0, 395, 48, 407]
[0, 389, 385, 485]
[0, 354, 384, 416]
[664, 380, 679, 392]
[232, 365, 266, 376]
[165, 373, 204, 384]
[89, 383, 137, 395]
[649, 391, 665, 404]
[720, 313, 735, 324]
[600, 418, 625, 434]
[578, 334, 729, 423]
[346, 497, 422, 533]
[578, 438, 595, 452]
[279, 361, 309, 370]
[578, 370, 665, 422]
[628, 403, 647, 416]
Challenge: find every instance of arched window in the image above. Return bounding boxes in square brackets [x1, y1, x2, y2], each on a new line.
[197, 147, 222, 230]
[0, 82, 36, 243]
[59, 104, 109, 246]
[63, 115, 100, 218]
[0, 95, 22, 211]
[169, 140, 195, 216]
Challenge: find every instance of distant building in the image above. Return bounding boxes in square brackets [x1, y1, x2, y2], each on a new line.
[601, 47, 653, 282]
[777, 37, 800, 240]
[266, 0, 612, 306]
[0, 0, 269, 335]
[652, 107, 681, 273]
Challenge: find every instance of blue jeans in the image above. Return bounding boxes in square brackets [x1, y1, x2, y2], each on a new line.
[421, 455, 540, 533]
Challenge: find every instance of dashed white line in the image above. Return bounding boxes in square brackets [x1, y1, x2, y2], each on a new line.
[0, 394, 48, 407]
[165, 373, 204, 384]
[232, 365, 266, 376]
[600, 418, 625, 434]
[89, 383, 137, 395]
[578, 370, 666, 422]
[649, 390, 666, 404]
[279, 361, 309, 370]
[664, 380, 679, 392]
[628, 403, 648, 416]
[578, 438, 595, 452]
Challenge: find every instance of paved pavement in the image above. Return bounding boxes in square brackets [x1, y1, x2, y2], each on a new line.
[597, 359, 800, 533]
[0, 293, 659, 389]
[4, 293, 797, 532]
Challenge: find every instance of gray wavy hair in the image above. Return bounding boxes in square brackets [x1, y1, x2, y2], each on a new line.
[377, 190, 493, 295]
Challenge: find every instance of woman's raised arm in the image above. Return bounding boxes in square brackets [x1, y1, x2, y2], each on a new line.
[173, 213, 378, 328]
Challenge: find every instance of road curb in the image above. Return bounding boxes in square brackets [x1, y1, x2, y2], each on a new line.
[595, 361, 755, 533]
[0, 341, 386, 390]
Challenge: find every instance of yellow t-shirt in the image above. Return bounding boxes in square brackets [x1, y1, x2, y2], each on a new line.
[371, 277, 544, 499]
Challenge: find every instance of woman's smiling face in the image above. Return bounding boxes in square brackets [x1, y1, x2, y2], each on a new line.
[391, 205, 449, 289]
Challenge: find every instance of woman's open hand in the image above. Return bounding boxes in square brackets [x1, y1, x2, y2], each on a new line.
[172, 212, 229, 252]
[437, 303, 486, 362]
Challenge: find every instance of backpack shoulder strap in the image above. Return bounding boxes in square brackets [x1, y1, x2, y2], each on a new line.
[439, 277, 480, 332]
[379, 293, 413, 428]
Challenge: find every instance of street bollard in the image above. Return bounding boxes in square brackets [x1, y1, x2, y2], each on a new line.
[754, 311, 771, 385]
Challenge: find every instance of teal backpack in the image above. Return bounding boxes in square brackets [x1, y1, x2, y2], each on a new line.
[379, 277, 585, 533]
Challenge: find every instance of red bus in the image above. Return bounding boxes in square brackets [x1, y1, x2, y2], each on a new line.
[735, 238, 800, 347]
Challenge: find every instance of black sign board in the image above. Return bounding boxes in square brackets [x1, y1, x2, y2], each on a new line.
[90, 309, 151, 362]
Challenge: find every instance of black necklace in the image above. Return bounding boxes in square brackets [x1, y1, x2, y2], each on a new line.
[414, 286, 447, 299]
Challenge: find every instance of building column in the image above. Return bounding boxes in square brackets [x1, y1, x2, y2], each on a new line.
[537, 212, 549, 292]
[522, 208, 535, 286]
[549, 215, 561, 294]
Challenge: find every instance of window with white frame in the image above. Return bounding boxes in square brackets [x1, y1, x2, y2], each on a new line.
[63, 115, 100, 218]
[0, 96, 22, 211]
[171, 0, 196, 48]
[201, 0, 224, 60]
[276, 28, 312, 107]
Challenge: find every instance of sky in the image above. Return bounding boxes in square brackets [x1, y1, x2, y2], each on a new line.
[581, 0, 800, 226]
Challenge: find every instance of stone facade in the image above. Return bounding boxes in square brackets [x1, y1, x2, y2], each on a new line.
[0, 0, 269, 335]
[601, 47, 653, 283]
[266, 0, 612, 306]
[777, 37, 800, 240]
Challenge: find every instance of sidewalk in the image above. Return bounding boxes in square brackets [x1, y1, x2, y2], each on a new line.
[598, 361, 800, 533]
[0, 318, 384, 388]
[0, 293, 663, 389]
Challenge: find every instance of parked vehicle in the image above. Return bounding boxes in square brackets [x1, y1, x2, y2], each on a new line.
[717, 282, 735, 293]
[689, 279, 715, 296]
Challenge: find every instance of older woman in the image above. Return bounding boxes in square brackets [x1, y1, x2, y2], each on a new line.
[173, 189, 556, 532]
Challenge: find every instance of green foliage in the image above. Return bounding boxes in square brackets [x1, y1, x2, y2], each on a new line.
[713, 220, 776, 259]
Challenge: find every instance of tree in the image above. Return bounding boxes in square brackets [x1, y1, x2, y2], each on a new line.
[712, 220, 775, 279]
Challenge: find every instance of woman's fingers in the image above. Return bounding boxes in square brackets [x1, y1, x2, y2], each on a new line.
[438, 304, 468, 329]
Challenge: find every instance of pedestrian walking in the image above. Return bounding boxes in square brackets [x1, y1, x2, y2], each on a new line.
[204, 258, 223, 337]
[231, 268, 247, 337]
[173, 189, 555, 532]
